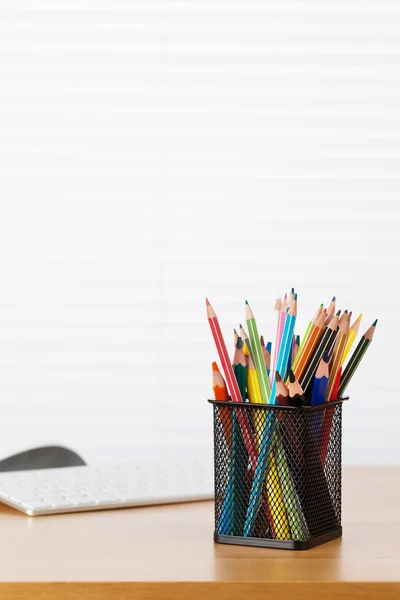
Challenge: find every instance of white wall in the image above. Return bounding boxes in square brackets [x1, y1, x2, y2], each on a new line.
[0, 0, 398, 466]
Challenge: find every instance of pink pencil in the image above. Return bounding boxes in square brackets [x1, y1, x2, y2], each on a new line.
[271, 294, 287, 382]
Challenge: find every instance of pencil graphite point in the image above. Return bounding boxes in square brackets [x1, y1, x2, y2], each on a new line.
[275, 371, 282, 382]
[288, 369, 295, 383]
[322, 352, 330, 363]
[294, 293, 298, 300]
[336, 309, 341, 316]
[373, 319, 378, 326]
[206, 298, 210, 306]
[291, 287, 295, 294]
[332, 296, 336, 301]
[245, 300, 249, 305]
[237, 337, 244, 349]
[212, 361, 218, 371]
[260, 335, 265, 346]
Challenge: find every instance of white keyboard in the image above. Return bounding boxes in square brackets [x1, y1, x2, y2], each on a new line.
[0, 461, 213, 516]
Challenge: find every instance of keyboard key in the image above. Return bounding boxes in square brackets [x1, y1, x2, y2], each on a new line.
[66, 495, 96, 507]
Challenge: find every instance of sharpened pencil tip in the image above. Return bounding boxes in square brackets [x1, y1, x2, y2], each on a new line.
[288, 369, 295, 383]
[236, 337, 243, 349]
[291, 287, 294, 293]
[245, 300, 249, 305]
[266, 341, 272, 352]
[372, 319, 378, 326]
[294, 293, 298, 300]
[336, 309, 341, 316]
[332, 296, 336, 301]
[206, 298, 210, 306]
[284, 293, 287, 299]
[260, 335, 265, 346]
[322, 351, 330, 363]
[275, 371, 281, 382]
[212, 361, 218, 371]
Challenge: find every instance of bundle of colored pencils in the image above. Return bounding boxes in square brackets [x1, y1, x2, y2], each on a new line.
[207, 292, 377, 539]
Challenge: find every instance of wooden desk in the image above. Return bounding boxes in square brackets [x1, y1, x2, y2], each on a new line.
[0, 466, 398, 599]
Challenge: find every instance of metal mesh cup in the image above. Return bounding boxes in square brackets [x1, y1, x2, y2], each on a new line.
[209, 399, 345, 550]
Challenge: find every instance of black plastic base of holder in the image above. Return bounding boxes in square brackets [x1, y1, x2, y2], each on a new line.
[214, 526, 342, 551]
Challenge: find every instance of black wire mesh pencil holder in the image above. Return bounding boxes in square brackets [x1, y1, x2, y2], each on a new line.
[209, 399, 345, 550]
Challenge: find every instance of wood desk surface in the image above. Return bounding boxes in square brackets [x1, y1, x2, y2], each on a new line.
[0, 466, 399, 599]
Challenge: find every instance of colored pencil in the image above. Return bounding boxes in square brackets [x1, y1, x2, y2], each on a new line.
[212, 360, 231, 443]
[227, 336, 249, 534]
[247, 358, 290, 539]
[233, 328, 239, 348]
[270, 296, 297, 402]
[275, 371, 290, 406]
[339, 320, 377, 397]
[240, 324, 254, 365]
[300, 314, 339, 394]
[260, 335, 270, 376]
[293, 334, 300, 364]
[265, 341, 272, 377]
[325, 296, 336, 324]
[271, 295, 287, 380]
[331, 365, 342, 402]
[212, 361, 229, 402]
[206, 300, 258, 465]
[325, 312, 350, 401]
[246, 300, 298, 537]
[310, 353, 329, 406]
[292, 303, 323, 371]
[319, 313, 351, 465]
[309, 353, 329, 439]
[247, 353, 263, 407]
[341, 313, 362, 365]
[285, 373, 339, 537]
[245, 302, 271, 403]
[232, 337, 247, 402]
[288, 369, 306, 407]
[290, 307, 325, 383]
[245, 296, 305, 539]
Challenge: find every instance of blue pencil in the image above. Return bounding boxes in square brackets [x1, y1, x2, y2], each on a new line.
[244, 295, 301, 537]
[266, 341, 272, 377]
[310, 352, 330, 438]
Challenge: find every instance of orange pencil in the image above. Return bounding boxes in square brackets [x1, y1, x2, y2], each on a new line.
[325, 312, 351, 401]
[212, 361, 231, 445]
[290, 308, 325, 382]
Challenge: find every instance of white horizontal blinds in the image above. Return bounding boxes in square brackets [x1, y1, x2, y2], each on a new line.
[0, 1, 397, 466]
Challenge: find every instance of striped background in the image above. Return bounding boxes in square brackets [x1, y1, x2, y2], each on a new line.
[0, 1, 398, 468]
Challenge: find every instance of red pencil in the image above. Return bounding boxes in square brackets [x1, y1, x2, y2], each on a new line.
[206, 299, 258, 465]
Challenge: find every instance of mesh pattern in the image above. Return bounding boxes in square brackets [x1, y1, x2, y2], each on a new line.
[212, 401, 342, 543]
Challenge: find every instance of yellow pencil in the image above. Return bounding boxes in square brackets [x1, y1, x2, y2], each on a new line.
[326, 312, 350, 401]
[341, 313, 362, 365]
[247, 355, 290, 540]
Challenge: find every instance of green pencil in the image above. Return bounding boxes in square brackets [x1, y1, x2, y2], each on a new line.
[339, 319, 377, 396]
[245, 301, 271, 403]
